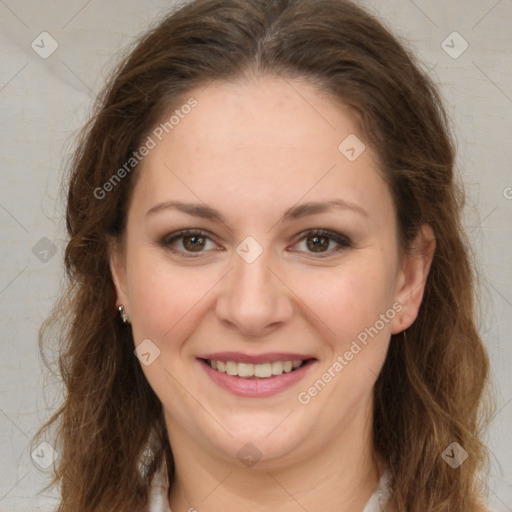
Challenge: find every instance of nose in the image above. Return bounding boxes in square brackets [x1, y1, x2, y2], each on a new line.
[215, 246, 294, 338]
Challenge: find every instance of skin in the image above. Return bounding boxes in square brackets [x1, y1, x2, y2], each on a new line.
[110, 75, 435, 512]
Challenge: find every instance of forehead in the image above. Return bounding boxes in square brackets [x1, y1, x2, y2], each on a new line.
[161, 76, 366, 158]
[130, 75, 394, 230]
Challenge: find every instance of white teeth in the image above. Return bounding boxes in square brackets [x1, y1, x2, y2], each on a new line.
[225, 361, 238, 376]
[237, 362, 255, 377]
[271, 361, 283, 375]
[208, 359, 305, 378]
[254, 363, 272, 378]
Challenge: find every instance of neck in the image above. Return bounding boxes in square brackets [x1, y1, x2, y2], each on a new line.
[166, 410, 383, 512]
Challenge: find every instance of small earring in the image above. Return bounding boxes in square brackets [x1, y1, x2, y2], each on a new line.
[118, 305, 130, 324]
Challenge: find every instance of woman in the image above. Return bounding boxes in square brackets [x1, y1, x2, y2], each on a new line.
[34, 0, 494, 510]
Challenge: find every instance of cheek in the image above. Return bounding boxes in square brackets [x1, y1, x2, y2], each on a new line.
[299, 258, 397, 343]
[125, 247, 205, 342]
[303, 263, 397, 400]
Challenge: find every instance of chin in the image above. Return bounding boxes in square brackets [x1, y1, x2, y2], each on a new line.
[203, 413, 313, 467]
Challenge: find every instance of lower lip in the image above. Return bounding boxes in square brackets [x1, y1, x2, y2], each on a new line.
[199, 359, 316, 398]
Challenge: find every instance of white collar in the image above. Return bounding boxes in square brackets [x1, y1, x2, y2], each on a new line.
[362, 467, 391, 512]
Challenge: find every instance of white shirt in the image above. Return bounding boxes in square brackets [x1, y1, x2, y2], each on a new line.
[143, 461, 391, 512]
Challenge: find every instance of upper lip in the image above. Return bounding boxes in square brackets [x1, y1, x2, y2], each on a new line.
[198, 352, 316, 364]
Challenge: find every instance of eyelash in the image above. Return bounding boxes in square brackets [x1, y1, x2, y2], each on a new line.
[159, 229, 352, 259]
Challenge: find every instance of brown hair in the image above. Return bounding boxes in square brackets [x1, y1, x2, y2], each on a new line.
[34, 0, 494, 510]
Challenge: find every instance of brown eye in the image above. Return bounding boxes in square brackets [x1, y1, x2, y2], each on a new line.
[182, 234, 207, 252]
[291, 229, 352, 257]
[306, 234, 330, 252]
[160, 229, 218, 257]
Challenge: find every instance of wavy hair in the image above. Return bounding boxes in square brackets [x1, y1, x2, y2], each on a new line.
[34, 0, 494, 510]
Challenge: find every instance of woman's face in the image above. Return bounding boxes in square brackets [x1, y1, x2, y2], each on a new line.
[110, 75, 432, 467]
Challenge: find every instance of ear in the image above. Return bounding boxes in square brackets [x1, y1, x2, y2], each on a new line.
[108, 235, 130, 312]
[390, 224, 436, 334]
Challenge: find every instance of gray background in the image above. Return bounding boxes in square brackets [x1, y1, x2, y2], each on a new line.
[0, 0, 510, 510]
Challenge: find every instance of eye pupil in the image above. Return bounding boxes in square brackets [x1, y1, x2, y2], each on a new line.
[307, 235, 329, 252]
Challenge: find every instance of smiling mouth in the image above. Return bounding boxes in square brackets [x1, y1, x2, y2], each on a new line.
[201, 358, 311, 379]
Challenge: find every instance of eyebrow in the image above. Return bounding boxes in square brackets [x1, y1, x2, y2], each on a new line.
[145, 199, 368, 223]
